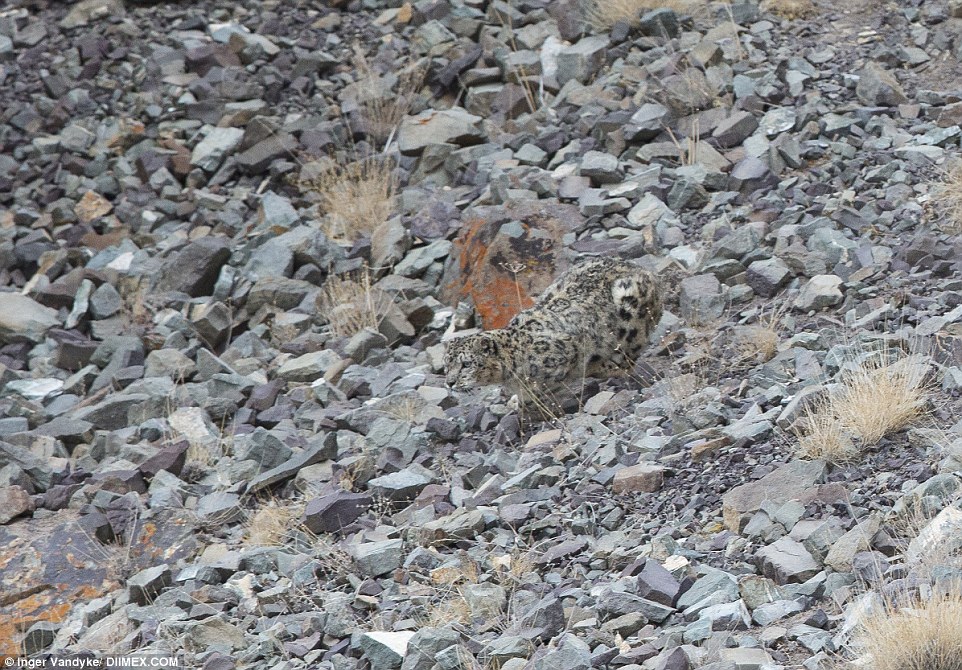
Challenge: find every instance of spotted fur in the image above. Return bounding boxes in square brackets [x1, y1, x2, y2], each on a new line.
[444, 258, 663, 401]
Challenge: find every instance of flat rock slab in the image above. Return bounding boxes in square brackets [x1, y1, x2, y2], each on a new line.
[756, 537, 820, 584]
[722, 460, 827, 532]
[441, 200, 581, 328]
[0, 293, 60, 344]
[0, 509, 196, 656]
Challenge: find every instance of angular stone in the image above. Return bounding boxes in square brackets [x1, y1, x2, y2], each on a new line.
[756, 537, 820, 584]
[144, 349, 196, 380]
[359, 631, 415, 670]
[679, 274, 726, 324]
[127, 564, 172, 605]
[0, 293, 60, 344]
[794, 275, 843, 312]
[276, 350, 343, 382]
[636, 559, 681, 606]
[855, 62, 908, 107]
[398, 107, 484, 155]
[722, 460, 827, 532]
[746, 257, 791, 297]
[354, 538, 403, 577]
[612, 463, 666, 493]
[824, 515, 881, 572]
[368, 466, 434, 502]
[302, 490, 372, 533]
[399, 627, 461, 670]
[156, 237, 231, 297]
[191, 126, 244, 172]
[235, 132, 298, 174]
[196, 492, 244, 524]
[625, 103, 671, 142]
[247, 433, 337, 493]
[74, 190, 112, 223]
[0, 485, 32, 524]
[712, 111, 759, 148]
[639, 8, 681, 38]
[556, 35, 608, 85]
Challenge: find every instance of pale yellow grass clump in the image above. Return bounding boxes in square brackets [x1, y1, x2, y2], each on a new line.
[318, 269, 392, 339]
[352, 47, 427, 149]
[798, 353, 930, 462]
[581, 0, 696, 32]
[847, 587, 962, 670]
[244, 499, 305, 547]
[932, 161, 962, 233]
[760, 0, 816, 19]
[306, 157, 396, 242]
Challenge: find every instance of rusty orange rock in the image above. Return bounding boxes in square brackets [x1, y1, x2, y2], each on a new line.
[442, 201, 583, 328]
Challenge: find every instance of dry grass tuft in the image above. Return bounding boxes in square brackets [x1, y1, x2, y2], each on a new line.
[244, 498, 305, 547]
[797, 353, 930, 462]
[581, 0, 695, 32]
[760, 0, 816, 19]
[303, 156, 397, 242]
[352, 46, 426, 150]
[931, 161, 962, 233]
[846, 586, 962, 670]
[318, 267, 393, 339]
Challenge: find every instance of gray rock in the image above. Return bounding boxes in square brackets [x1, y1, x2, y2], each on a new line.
[72, 392, 150, 430]
[400, 627, 461, 670]
[233, 428, 293, 470]
[0, 293, 60, 343]
[824, 515, 881, 572]
[196, 491, 244, 524]
[729, 157, 775, 193]
[757, 537, 820, 584]
[257, 191, 300, 230]
[794, 275, 843, 312]
[398, 108, 484, 155]
[579, 150, 623, 184]
[752, 598, 806, 625]
[461, 584, 507, 619]
[302, 490, 372, 533]
[625, 103, 671, 141]
[156, 237, 231, 297]
[144, 349, 196, 380]
[0, 485, 32, 524]
[556, 35, 608, 86]
[637, 558, 681, 606]
[420, 508, 486, 543]
[855, 62, 908, 106]
[21, 621, 59, 655]
[526, 635, 591, 670]
[276, 350, 343, 382]
[677, 567, 738, 612]
[192, 301, 233, 347]
[612, 463, 667, 493]
[191, 127, 245, 172]
[359, 631, 415, 670]
[639, 8, 681, 38]
[698, 600, 750, 630]
[235, 131, 299, 174]
[746, 257, 791, 297]
[247, 432, 337, 493]
[722, 460, 827, 532]
[354, 538, 404, 577]
[368, 465, 435, 501]
[712, 111, 759, 148]
[127, 564, 172, 605]
[679, 274, 727, 324]
[89, 282, 122, 319]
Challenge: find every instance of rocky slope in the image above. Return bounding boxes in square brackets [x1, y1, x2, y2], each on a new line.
[1, 0, 962, 667]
